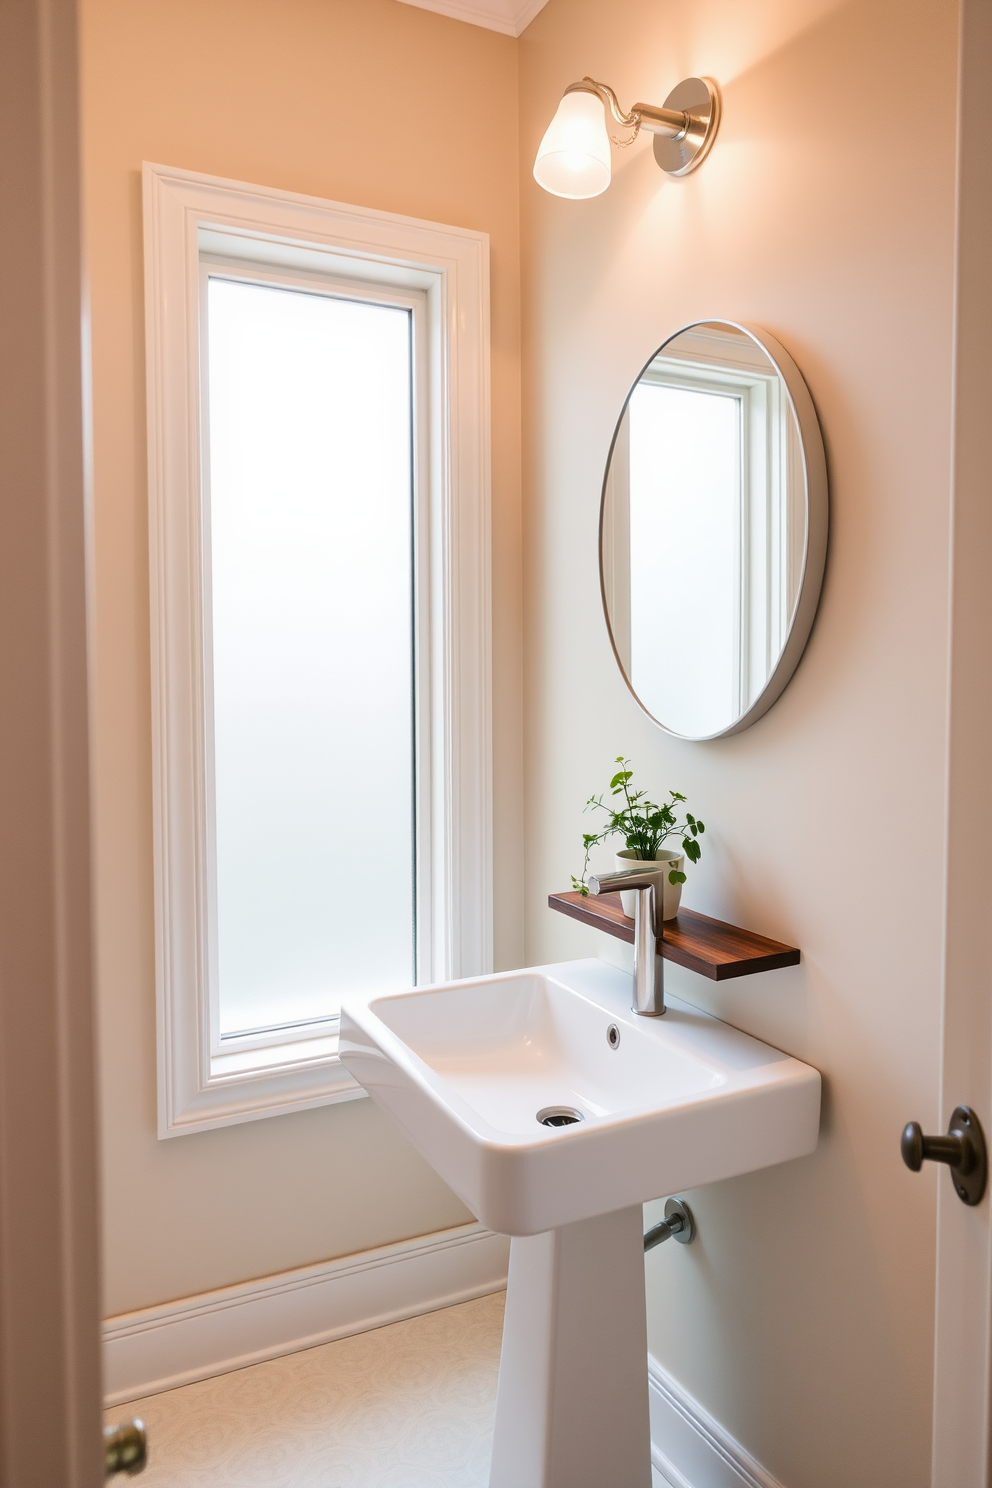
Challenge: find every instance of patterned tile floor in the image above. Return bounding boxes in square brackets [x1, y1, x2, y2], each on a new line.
[106, 1292, 672, 1487]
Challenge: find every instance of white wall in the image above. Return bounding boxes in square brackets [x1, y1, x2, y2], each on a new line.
[81, 0, 523, 1317]
[519, 1, 957, 1483]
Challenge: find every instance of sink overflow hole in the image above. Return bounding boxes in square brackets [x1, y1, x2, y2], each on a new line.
[607, 1023, 621, 1049]
[537, 1106, 584, 1128]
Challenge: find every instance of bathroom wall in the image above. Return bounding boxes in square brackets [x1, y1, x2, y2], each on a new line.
[518, 1, 957, 1484]
[83, 0, 962, 1470]
[81, 0, 523, 1316]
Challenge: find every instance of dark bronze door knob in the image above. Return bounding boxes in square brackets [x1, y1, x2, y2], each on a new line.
[901, 1105, 987, 1205]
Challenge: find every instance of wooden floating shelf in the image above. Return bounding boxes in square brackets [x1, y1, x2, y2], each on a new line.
[548, 891, 800, 982]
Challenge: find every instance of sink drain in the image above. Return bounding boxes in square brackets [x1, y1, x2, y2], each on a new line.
[537, 1106, 584, 1128]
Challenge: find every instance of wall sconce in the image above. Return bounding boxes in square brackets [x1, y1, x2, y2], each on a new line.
[533, 76, 721, 199]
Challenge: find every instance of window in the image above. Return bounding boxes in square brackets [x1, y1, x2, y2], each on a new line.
[144, 163, 492, 1135]
[204, 271, 418, 1042]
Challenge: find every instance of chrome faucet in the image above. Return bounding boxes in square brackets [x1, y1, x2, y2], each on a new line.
[587, 868, 665, 1016]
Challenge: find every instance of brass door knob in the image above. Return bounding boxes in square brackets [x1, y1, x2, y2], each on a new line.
[104, 1419, 147, 1477]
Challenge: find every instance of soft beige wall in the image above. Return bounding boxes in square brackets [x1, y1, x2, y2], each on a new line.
[81, 0, 522, 1317]
[83, 0, 962, 1470]
[519, 2, 956, 1484]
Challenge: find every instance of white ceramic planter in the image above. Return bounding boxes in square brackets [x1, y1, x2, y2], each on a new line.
[614, 847, 684, 921]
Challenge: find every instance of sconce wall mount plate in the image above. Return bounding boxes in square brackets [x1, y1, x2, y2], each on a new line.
[652, 76, 721, 177]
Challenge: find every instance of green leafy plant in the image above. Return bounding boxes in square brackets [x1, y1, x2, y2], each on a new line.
[571, 757, 705, 896]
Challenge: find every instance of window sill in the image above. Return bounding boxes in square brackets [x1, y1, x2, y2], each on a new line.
[160, 1035, 366, 1139]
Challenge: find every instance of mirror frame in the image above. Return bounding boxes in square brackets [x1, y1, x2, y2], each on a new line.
[599, 320, 828, 740]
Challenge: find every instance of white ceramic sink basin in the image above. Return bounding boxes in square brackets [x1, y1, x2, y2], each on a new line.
[339, 957, 821, 1237]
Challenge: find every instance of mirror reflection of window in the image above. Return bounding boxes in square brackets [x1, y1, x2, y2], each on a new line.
[602, 324, 806, 738]
[628, 382, 739, 738]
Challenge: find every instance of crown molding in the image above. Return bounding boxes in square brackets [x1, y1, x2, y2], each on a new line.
[395, 0, 549, 38]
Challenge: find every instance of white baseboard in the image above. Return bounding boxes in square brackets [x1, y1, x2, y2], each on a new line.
[649, 1354, 786, 1488]
[103, 1220, 510, 1407]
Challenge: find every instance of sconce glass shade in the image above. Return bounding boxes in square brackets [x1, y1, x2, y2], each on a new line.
[533, 89, 611, 199]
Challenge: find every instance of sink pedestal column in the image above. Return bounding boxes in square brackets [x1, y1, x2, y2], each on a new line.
[489, 1204, 652, 1488]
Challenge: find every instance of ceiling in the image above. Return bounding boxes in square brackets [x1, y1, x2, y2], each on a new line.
[395, 0, 549, 38]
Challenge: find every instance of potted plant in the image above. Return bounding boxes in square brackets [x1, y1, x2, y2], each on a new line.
[572, 757, 704, 921]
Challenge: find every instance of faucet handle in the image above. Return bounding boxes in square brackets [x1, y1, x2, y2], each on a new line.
[587, 868, 659, 895]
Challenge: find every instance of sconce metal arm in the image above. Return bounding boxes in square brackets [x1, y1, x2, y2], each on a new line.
[565, 77, 691, 143]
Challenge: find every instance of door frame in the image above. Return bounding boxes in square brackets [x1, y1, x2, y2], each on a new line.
[0, 0, 103, 1483]
[932, 2, 992, 1482]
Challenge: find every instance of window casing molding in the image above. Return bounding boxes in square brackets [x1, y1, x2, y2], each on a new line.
[143, 162, 492, 1137]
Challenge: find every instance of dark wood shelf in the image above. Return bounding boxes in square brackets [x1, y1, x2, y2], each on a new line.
[548, 890, 800, 982]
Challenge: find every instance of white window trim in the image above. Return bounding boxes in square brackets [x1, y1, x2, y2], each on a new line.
[143, 161, 492, 1137]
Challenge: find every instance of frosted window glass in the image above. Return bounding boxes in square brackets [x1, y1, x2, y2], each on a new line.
[205, 277, 415, 1037]
[628, 383, 740, 738]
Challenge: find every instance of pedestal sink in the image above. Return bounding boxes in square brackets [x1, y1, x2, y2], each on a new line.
[339, 958, 820, 1488]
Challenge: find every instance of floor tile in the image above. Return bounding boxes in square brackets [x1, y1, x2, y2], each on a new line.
[107, 1291, 678, 1487]
[107, 1293, 505, 1488]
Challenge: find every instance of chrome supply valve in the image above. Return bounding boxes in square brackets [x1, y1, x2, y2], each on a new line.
[644, 1198, 695, 1250]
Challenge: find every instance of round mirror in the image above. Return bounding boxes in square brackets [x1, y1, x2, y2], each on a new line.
[600, 321, 827, 739]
